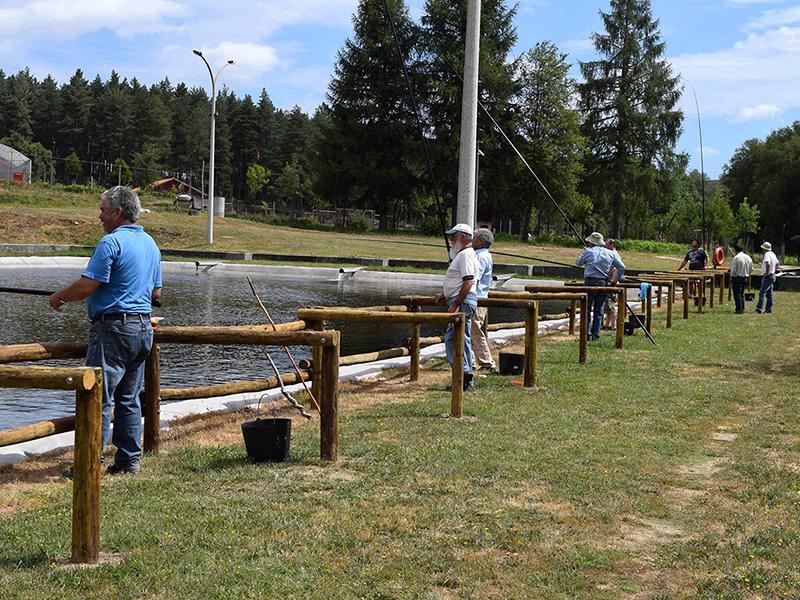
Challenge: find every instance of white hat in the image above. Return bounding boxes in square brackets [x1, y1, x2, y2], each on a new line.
[445, 223, 473, 236]
[761, 241, 772, 250]
[586, 232, 604, 246]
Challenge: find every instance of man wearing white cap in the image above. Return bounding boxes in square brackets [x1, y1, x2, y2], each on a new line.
[754, 241, 779, 314]
[435, 223, 479, 390]
[576, 232, 626, 341]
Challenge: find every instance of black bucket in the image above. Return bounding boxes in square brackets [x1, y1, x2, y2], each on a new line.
[499, 352, 525, 376]
[624, 322, 635, 336]
[241, 396, 291, 462]
[628, 313, 645, 326]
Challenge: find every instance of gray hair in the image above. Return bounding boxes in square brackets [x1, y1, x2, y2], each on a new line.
[102, 186, 141, 223]
[474, 228, 494, 248]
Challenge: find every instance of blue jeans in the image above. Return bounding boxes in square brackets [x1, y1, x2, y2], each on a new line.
[756, 274, 775, 313]
[444, 296, 476, 373]
[584, 277, 607, 339]
[732, 276, 747, 313]
[86, 318, 153, 468]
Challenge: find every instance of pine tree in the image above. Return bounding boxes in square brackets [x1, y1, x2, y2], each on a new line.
[420, 0, 518, 218]
[59, 69, 92, 156]
[317, 0, 422, 231]
[513, 42, 587, 239]
[32, 75, 62, 152]
[7, 68, 37, 141]
[578, 0, 683, 237]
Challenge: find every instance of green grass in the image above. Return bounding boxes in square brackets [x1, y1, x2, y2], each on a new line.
[0, 185, 695, 271]
[2, 293, 800, 598]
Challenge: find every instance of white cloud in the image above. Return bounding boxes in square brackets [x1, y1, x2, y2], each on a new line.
[561, 37, 594, 55]
[695, 146, 720, 156]
[747, 6, 800, 29]
[671, 24, 800, 118]
[732, 103, 784, 122]
[0, 0, 189, 38]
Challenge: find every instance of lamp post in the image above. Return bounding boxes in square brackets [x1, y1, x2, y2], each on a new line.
[193, 49, 235, 245]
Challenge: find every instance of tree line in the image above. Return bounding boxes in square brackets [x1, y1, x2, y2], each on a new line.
[0, 0, 784, 246]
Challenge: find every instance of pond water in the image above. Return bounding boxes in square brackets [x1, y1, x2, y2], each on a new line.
[0, 267, 570, 432]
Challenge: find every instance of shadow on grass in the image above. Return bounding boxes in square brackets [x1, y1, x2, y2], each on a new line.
[0, 550, 50, 569]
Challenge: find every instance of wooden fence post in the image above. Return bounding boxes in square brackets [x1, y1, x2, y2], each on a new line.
[309, 320, 324, 404]
[319, 332, 340, 462]
[698, 276, 704, 314]
[579, 296, 587, 364]
[709, 273, 715, 308]
[656, 284, 662, 308]
[451, 316, 465, 418]
[143, 344, 160, 453]
[645, 284, 653, 332]
[666, 282, 673, 329]
[409, 303, 420, 382]
[683, 281, 689, 320]
[569, 299, 576, 335]
[615, 289, 624, 349]
[72, 375, 102, 564]
[524, 302, 538, 387]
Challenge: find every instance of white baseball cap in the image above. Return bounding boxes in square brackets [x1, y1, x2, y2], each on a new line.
[445, 223, 473, 236]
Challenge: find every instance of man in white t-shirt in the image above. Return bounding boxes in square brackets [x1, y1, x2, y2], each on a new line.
[435, 223, 479, 391]
[754, 241, 779, 314]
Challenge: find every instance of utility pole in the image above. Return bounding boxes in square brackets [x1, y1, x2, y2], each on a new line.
[455, 0, 481, 228]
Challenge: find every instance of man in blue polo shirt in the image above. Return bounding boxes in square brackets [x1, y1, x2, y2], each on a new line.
[576, 232, 625, 341]
[51, 186, 162, 476]
[471, 228, 496, 371]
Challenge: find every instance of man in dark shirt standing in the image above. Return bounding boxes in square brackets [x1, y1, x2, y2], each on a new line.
[678, 238, 708, 296]
[50, 186, 162, 476]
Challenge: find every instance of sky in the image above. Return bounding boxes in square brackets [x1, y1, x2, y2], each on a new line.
[1, 0, 799, 179]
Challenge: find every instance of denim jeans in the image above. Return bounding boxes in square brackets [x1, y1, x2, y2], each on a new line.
[756, 274, 775, 313]
[732, 276, 747, 313]
[444, 296, 476, 373]
[584, 277, 608, 339]
[86, 318, 153, 468]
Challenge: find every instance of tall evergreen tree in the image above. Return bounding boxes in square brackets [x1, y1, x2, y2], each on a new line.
[578, 0, 683, 237]
[231, 94, 259, 202]
[32, 75, 62, 152]
[420, 0, 518, 219]
[513, 42, 587, 239]
[316, 0, 422, 230]
[7, 68, 37, 141]
[59, 69, 92, 156]
[256, 89, 283, 176]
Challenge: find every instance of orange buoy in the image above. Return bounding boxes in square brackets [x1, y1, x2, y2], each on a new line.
[713, 247, 725, 266]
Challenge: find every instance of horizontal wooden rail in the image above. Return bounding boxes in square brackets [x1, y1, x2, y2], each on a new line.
[0, 414, 77, 447]
[154, 326, 336, 346]
[159, 370, 311, 401]
[0, 365, 99, 391]
[0, 342, 88, 364]
[298, 347, 410, 370]
[298, 308, 460, 325]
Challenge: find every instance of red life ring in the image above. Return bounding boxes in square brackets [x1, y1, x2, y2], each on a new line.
[713, 247, 725, 266]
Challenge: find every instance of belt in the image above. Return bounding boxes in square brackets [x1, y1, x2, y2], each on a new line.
[92, 313, 151, 324]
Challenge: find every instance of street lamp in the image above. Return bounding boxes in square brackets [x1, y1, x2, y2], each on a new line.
[193, 49, 235, 245]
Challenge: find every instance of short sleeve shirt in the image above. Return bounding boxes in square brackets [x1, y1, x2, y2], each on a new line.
[685, 248, 708, 270]
[442, 247, 479, 300]
[82, 225, 162, 320]
[474, 248, 493, 299]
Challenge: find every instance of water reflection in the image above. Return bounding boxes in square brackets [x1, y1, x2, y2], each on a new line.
[0, 267, 569, 431]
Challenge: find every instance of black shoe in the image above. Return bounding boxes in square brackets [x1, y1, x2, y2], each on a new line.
[751, 309, 761, 314]
[463, 373, 474, 391]
[107, 462, 139, 475]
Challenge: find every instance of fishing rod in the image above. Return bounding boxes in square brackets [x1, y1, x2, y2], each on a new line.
[380, 0, 450, 257]
[247, 277, 321, 414]
[0, 286, 163, 307]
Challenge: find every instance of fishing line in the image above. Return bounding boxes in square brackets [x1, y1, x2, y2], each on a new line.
[380, 0, 451, 256]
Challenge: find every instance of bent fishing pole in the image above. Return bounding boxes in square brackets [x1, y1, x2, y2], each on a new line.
[247, 277, 321, 414]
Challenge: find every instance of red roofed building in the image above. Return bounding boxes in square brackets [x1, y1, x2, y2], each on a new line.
[134, 177, 204, 200]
